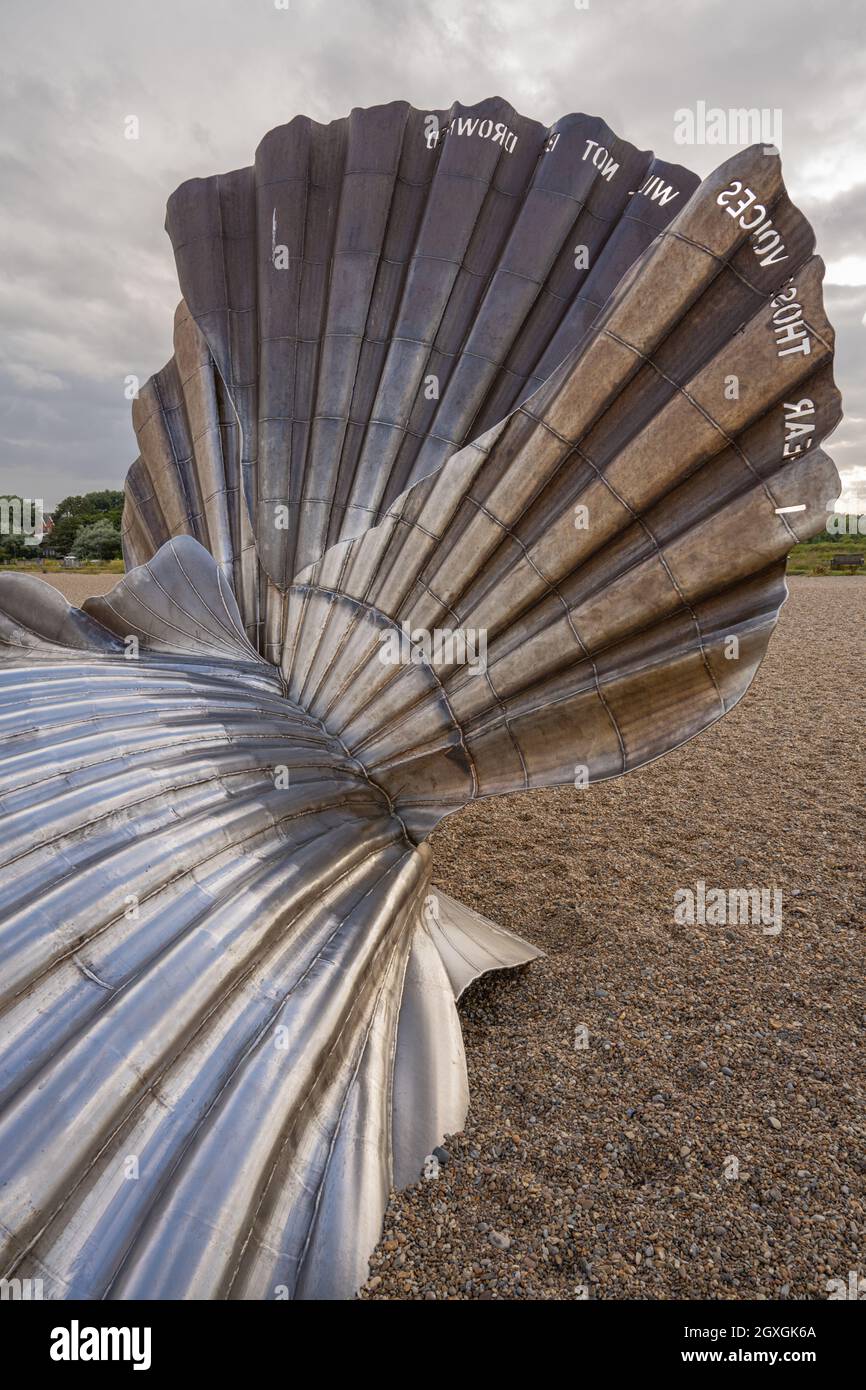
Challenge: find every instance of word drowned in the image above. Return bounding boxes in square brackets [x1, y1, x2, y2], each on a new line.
[716, 181, 788, 266]
[426, 115, 518, 153]
[582, 139, 619, 181]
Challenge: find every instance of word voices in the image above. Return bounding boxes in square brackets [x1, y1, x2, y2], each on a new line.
[716, 181, 788, 267]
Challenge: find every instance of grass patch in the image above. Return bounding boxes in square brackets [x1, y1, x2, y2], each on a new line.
[787, 536, 866, 576]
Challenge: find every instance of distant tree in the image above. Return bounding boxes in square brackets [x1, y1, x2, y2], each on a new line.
[0, 532, 27, 561]
[52, 491, 124, 554]
[72, 519, 123, 560]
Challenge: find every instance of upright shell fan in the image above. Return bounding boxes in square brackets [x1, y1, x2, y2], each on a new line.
[0, 98, 840, 1300]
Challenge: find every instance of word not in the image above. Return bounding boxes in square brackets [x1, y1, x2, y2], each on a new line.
[673, 879, 782, 934]
[50, 1321, 152, 1371]
[426, 115, 518, 153]
[378, 621, 487, 675]
[582, 140, 619, 182]
[674, 102, 782, 151]
[716, 182, 788, 267]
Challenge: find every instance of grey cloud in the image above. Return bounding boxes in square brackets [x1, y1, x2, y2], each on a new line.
[798, 182, 866, 265]
[0, 0, 862, 506]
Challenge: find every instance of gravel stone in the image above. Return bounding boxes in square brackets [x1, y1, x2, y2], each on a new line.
[352, 580, 865, 1299]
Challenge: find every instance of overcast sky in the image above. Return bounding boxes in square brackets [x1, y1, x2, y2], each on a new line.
[1, 0, 864, 510]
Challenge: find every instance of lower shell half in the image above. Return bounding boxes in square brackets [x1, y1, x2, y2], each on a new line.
[0, 636, 539, 1300]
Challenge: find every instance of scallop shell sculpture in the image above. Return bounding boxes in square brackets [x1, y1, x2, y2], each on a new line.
[0, 99, 841, 1300]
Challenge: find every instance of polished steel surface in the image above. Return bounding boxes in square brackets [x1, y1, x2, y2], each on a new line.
[0, 99, 840, 1299]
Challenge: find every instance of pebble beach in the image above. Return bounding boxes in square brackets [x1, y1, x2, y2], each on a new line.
[42, 571, 864, 1301]
[361, 578, 865, 1300]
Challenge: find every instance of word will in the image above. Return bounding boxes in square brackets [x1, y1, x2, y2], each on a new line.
[633, 173, 680, 206]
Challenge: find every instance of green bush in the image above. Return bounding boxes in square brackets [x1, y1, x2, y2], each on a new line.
[72, 519, 123, 561]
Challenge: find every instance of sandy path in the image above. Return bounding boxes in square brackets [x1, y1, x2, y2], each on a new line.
[28, 572, 120, 604]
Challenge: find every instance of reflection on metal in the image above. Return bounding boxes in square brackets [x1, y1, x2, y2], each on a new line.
[0, 99, 840, 1300]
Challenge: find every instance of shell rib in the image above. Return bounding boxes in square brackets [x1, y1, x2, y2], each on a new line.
[0, 99, 840, 1300]
[123, 98, 699, 657]
[280, 142, 841, 836]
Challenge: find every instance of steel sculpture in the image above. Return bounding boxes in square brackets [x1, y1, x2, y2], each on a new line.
[0, 98, 840, 1299]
